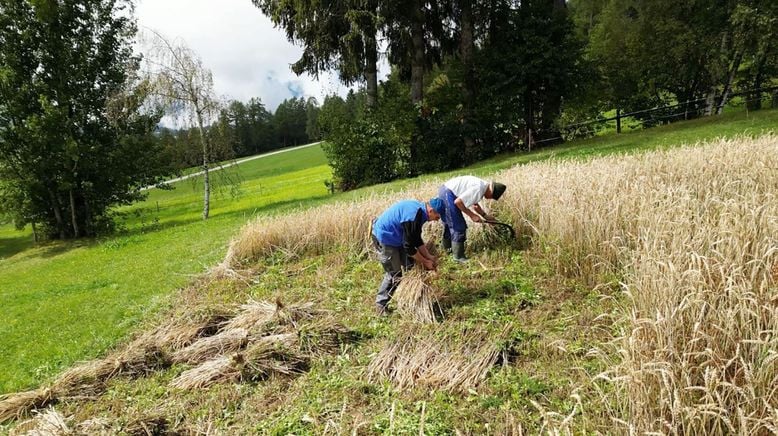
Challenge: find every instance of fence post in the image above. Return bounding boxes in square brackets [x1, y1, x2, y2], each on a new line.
[616, 108, 621, 133]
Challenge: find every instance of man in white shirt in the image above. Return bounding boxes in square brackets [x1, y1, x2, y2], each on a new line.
[437, 176, 506, 262]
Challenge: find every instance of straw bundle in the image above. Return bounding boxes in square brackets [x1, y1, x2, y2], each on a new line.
[368, 325, 511, 392]
[241, 334, 306, 380]
[50, 359, 120, 396]
[0, 389, 52, 423]
[394, 269, 442, 323]
[171, 328, 249, 364]
[296, 319, 352, 355]
[171, 334, 302, 390]
[9, 408, 69, 436]
[50, 339, 167, 397]
[75, 417, 114, 435]
[150, 311, 231, 350]
[221, 299, 318, 333]
[170, 319, 351, 390]
[171, 355, 240, 390]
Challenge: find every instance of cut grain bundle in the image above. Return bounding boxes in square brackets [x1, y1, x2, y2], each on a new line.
[51, 359, 121, 396]
[394, 269, 443, 323]
[171, 334, 304, 390]
[241, 333, 306, 380]
[171, 328, 249, 364]
[150, 309, 232, 350]
[368, 324, 511, 392]
[0, 389, 52, 423]
[8, 407, 70, 436]
[297, 319, 352, 355]
[222, 300, 277, 331]
[75, 417, 114, 435]
[222, 299, 318, 333]
[170, 355, 240, 390]
[112, 338, 169, 377]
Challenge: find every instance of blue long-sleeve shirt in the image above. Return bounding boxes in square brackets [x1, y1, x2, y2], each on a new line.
[372, 200, 428, 255]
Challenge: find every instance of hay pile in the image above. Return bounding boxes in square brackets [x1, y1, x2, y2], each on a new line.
[8, 408, 70, 436]
[170, 317, 346, 390]
[394, 269, 443, 323]
[222, 299, 317, 332]
[0, 390, 52, 424]
[171, 328, 249, 364]
[368, 324, 512, 392]
[0, 300, 343, 423]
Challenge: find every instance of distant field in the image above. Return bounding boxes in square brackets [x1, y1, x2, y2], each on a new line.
[0, 144, 332, 393]
[1, 108, 776, 395]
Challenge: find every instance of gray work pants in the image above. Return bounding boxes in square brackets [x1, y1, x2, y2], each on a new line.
[373, 236, 414, 308]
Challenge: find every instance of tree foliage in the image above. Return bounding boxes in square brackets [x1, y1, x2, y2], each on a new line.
[0, 0, 170, 239]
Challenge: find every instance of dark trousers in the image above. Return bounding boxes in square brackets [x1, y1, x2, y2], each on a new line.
[437, 185, 468, 243]
[372, 235, 414, 308]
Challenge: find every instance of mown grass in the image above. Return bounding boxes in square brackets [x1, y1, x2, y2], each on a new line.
[0, 107, 776, 398]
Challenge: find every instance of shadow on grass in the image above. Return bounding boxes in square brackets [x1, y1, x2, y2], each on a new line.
[0, 234, 34, 260]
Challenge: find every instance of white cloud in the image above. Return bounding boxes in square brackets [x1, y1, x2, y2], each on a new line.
[135, 0, 373, 112]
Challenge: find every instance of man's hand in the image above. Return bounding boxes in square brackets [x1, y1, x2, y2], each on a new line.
[422, 259, 436, 270]
[470, 213, 483, 223]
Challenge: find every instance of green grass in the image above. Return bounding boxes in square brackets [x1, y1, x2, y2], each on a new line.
[0, 108, 776, 395]
[0, 144, 332, 393]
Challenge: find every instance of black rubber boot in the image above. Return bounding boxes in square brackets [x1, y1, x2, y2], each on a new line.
[452, 241, 468, 263]
[442, 238, 452, 254]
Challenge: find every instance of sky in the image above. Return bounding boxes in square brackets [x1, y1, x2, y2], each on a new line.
[135, 0, 380, 113]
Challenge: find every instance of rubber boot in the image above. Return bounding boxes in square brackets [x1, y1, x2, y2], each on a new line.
[452, 241, 468, 263]
[442, 237, 452, 254]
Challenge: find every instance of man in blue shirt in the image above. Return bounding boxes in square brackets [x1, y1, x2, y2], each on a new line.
[371, 198, 445, 315]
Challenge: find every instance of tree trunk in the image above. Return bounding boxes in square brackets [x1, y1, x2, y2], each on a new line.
[69, 188, 80, 238]
[47, 187, 66, 239]
[704, 88, 717, 116]
[748, 52, 769, 111]
[459, 0, 476, 161]
[524, 89, 535, 150]
[365, 27, 378, 110]
[540, 0, 567, 140]
[716, 50, 743, 115]
[83, 198, 92, 236]
[196, 110, 211, 220]
[31, 222, 38, 243]
[410, 3, 425, 105]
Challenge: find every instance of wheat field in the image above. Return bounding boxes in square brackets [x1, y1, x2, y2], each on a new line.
[225, 135, 777, 433]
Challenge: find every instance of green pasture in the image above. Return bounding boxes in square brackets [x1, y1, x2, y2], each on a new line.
[0, 108, 776, 394]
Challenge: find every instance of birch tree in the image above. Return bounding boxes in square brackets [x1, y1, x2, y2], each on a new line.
[144, 30, 219, 220]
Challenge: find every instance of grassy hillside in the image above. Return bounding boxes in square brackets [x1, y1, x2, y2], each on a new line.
[0, 108, 776, 402]
[0, 145, 332, 394]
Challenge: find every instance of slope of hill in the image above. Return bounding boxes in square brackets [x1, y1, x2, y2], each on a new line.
[1, 109, 777, 434]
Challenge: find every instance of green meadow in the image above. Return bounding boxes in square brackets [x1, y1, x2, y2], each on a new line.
[1, 108, 776, 395]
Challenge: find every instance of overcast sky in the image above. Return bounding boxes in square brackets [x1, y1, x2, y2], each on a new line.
[135, 0, 376, 112]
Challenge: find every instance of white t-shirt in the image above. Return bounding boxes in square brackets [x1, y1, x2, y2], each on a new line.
[445, 176, 488, 208]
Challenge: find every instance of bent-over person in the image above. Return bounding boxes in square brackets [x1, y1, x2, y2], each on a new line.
[437, 176, 506, 262]
[371, 198, 445, 315]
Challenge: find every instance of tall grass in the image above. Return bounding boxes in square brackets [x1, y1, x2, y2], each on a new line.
[225, 134, 777, 433]
[497, 135, 778, 433]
